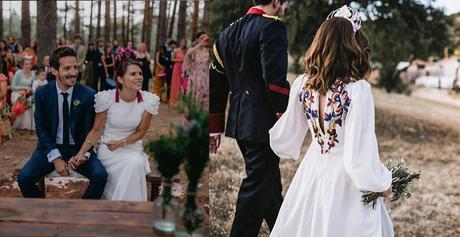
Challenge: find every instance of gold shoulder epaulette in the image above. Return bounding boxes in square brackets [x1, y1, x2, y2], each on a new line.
[262, 14, 282, 21]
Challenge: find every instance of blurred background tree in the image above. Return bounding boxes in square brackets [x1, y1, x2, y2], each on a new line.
[209, 0, 453, 93]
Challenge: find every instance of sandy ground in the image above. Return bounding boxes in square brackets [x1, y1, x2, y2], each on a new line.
[0, 102, 209, 208]
[209, 83, 460, 237]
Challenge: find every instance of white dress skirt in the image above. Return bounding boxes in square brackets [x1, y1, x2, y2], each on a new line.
[269, 75, 394, 237]
[94, 89, 160, 201]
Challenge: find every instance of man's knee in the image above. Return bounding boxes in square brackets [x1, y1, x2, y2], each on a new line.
[90, 167, 108, 184]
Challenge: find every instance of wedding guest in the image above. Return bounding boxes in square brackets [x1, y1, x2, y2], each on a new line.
[70, 35, 86, 82]
[112, 40, 121, 56]
[137, 43, 152, 91]
[43, 55, 55, 81]
[0, 73, 7, 109]
[102, 45, 115, 88]
[57, 37, 67, 48]
[32, 66, 48, 93]
[169, 39, 187, 107]
[154, 46, 168, 101]
[185, 32, 210, 110]
[7, 36, 18, 53]
[11, 57, 35, 130]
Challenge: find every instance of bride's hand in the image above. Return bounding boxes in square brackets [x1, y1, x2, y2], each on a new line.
[381, 186, 393, 198]
[105, 140, 123, 151]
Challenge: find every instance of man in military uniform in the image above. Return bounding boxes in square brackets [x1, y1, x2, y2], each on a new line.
[209, 0, 290, 236]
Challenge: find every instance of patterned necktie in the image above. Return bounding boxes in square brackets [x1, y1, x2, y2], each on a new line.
[61, 92, 69, 146]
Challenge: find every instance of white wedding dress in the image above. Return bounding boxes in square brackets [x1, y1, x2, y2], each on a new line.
[94, 89, 160, 201]
[269, 75, 394, 237]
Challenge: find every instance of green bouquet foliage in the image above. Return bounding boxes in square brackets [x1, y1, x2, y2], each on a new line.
[362, 159, 421, 209]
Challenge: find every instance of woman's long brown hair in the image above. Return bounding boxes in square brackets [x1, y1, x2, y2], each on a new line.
[303, 17, 371, 94]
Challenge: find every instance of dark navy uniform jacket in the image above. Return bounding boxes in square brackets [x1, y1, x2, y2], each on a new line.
[209, 8, 290, 143]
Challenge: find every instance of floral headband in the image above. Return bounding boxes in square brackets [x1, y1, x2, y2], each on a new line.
[114, 47, 138, 77]
[327, 5, 361, 32]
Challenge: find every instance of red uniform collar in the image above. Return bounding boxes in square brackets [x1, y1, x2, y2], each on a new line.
[247, 7, 266, 15]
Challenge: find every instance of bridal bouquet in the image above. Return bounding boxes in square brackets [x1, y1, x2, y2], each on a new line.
[362, 159, 421, 209]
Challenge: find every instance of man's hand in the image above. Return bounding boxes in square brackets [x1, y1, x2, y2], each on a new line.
[105, 140, 123, 151]
[209, 134, 221, 154]
[53, 158, 70, 176]
[68, 153, 88, 170]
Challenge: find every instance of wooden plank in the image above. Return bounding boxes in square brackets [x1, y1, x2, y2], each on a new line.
[0, 198, 152, 214]
[0, 207, 152, 228]
[0, 222, 165, 237]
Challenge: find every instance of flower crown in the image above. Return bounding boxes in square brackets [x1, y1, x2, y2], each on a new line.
[327, 5, 361, 32]
[114, 47, 138, 77]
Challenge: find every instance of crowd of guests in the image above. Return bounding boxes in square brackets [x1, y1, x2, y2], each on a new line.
[0, 32, 210, 136]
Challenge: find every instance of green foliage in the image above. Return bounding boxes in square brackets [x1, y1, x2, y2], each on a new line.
[209, 0, 253, 38]
[362, 159, 421, 209]
[144, 136, 185, 181]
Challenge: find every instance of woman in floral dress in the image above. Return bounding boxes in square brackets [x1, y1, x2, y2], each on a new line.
[184, 32, 210, 111]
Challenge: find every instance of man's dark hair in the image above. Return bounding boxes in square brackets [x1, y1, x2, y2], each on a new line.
[50, 47, 76, 70]
[253, 0, 286, 5]
[74, 34, 82, 40]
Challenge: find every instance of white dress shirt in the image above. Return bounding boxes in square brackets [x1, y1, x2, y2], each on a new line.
[47, 82, 90, 162]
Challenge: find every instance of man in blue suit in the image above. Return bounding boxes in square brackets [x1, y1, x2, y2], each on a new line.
[18, 47, 108, 199]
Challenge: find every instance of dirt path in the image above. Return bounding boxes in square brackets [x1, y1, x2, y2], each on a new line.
[210, 85, 460, 237]
[0, 103, 208, 203]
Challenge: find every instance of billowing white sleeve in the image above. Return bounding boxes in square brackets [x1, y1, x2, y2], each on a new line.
[343, 81, 392, 192]
[94, 89, 115, 113]
[269, 76, 309, 160]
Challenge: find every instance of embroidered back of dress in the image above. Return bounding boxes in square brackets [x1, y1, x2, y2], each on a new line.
[298, 75, 353, 154]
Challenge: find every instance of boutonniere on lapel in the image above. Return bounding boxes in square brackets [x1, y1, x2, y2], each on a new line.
[73, 99, 81, 108]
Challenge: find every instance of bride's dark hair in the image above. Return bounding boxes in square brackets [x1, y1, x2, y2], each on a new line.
[303, 17, 371, 94]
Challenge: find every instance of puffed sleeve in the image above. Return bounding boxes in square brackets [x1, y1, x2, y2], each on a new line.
[94, 89, 115, 113]
[343, 80, 392, 192]
[269, 75, 309, 160]
[141, 90, 160, 115]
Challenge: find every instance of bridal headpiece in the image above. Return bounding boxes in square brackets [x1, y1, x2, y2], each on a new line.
[114, 47, 139, 78]
[327, 5, 361, 32]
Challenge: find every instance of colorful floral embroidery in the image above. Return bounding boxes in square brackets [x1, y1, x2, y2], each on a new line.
[299, 79, 351, 154]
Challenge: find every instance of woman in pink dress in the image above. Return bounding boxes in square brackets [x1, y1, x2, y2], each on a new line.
[169, 39, 187, 107]
[184, 32, 210, 111]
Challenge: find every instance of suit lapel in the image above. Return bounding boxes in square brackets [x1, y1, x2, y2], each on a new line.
[50, 82, 59, 140]
[70, 84, 80, 140]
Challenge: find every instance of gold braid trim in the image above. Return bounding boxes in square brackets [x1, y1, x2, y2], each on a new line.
[213, 43, 224, 68]
[262, 14, 282, 21]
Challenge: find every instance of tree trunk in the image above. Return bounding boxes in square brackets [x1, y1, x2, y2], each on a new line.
[142, 0, 149, 43]
[146, 0, 154, 51]
[121, 3, 125, 44]
[168, 0, 178, 38]
[130, 0, 134, 44]
[156, 0, 167, 50]
[112, 0, 116, 41]
[177, 0, 187, 41]
[104, 0, 110, 42]
[37, 0, 57, 66]
[21, 0, 31, 46]
[0, 1, 3, 41]
[75, 0, 80, 35]
[88, 0, 94, 44]
[63, 0, 68, 40]
[202, 0, 209, 33]
[126, 0, 131, 44]
[9, 3, 12, 35]
[96, 0, 102, 40]
[191, 0, 199, 40]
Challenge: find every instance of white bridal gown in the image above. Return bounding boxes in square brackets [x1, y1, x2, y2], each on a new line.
[269, 75, 394, 237]
[94, 89, 160, 201]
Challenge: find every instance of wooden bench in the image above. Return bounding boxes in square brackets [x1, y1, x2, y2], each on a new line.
[13, 158, 179, 201]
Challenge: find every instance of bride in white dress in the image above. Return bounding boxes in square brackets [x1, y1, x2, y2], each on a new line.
[269, 6, 393, 237]
[71, 48, 160, 201]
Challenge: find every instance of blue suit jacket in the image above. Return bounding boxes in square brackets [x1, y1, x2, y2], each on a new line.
[34, 82, 96, 157]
